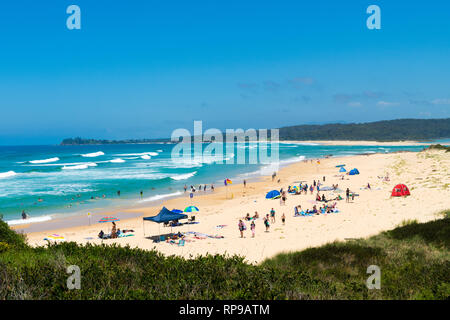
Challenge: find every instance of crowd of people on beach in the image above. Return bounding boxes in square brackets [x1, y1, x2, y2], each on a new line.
[234, 172, 367, 238]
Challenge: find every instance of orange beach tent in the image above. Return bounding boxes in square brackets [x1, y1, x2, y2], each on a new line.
[391, 184, 410, 197]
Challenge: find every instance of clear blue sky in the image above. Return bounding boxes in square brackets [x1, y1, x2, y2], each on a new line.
[0, 0, 449, 145]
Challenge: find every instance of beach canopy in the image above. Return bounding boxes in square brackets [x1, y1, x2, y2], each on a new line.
[98, 216, 120, 223]
[336, 164, 346, 167]
[339, 167, 347, 172]
[143, 207, 188, 223]
[349, 168, 360, 175]
[391, 184, 411, 197]
[184, 206, 199, 213]
[171, 209, 183, 214]
[266, 190, 281, 199]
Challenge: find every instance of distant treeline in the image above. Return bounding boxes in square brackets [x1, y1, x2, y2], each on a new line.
[278, 118, 450, 141]
[61, 118, 450, 145]
[61, 137, 172, 145]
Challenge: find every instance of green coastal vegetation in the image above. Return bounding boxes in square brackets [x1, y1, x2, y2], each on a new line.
[278, 118, 450, 141]
[60, 118, 450, 145]
[1, 211, 449, 300]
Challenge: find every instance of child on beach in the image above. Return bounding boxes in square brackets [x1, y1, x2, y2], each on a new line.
[250, 220, 255, 237]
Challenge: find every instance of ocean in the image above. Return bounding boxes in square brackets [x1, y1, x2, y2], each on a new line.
[0, 142, 429, 225]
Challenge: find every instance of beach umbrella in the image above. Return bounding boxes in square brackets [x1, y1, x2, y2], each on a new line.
[184, 206, 199, 213]
[98, 216, 120, 223]
[336, 164, 346, 167]
[265, 190, 281, 199]
[171, 209, 183, 214]
[44, 234, 65, 242]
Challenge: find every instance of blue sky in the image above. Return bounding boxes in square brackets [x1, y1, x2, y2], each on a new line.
[0, 0, 449, 145]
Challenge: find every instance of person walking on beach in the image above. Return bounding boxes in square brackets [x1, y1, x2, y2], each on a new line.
[238, 219, 246, 238]
[270, 208, 276, 224]
[184, 185, 187, 193]
[250, 220, 256, 238]
[243, 179, 247, 188]
[281, 213, 286, 225]
[346, 188, 350, 203]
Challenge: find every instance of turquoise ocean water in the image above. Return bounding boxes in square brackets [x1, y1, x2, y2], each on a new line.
[0, 142, 435, 224]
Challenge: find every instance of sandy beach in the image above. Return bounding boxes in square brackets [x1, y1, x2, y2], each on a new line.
[281, 140, 434, 146]
[23, 148, 450, 264]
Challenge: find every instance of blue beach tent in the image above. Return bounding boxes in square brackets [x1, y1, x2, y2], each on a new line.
[143, 207, 188, 223]
[349, 168, 360, 175]
[143, 207, 188, 238]
[265, 190, 281, 199]
[339, 167, 347, 172]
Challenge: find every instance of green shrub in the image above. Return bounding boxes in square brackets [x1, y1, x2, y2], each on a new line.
[0, 212, 448, 300]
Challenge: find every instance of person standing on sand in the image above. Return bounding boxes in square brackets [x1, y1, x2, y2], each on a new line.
[184, 185, 187, 193]
[243, 179, 247, 188]
[111, 221, 118, 239]
[211, 184, 214, 191]
[238, 219, 246, 238]
[346, 188, 350, 202]
[281, 213, 286, 225]
[204, 185, 206, 191]
[270, 208, 276, 223]
[250, 220, 256, 238]
[264, 215, 270, 232]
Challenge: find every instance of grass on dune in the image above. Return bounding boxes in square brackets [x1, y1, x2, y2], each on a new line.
[0, 211, 449, 300]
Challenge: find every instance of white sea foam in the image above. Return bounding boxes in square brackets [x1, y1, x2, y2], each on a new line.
[280, 155, 306, 165]
[115, 152, 158, 157]
[29, 157, 60, 164]
[7, 215, 52, 226]
[138, 191, 183, 203]
[0, 171, 17, 179]
[141, 155, 151, 160]
[156, 149, 163, 152]
[62, 164, 89, 170]
[170, 171, 197, 181]
[81, 151, 104, 158]
[110, 158, 126, 163]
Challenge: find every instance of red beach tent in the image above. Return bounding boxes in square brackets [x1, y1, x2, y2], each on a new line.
[391, 184, 411, 197]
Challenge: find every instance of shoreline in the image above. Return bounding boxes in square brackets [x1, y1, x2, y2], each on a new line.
[19, 147, 449, 265]
[14, 148, 426, 235]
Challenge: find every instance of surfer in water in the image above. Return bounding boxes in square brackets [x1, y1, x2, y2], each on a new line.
[22, 210, 28, 219]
